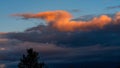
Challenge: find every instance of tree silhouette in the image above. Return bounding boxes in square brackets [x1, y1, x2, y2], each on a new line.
[18, 48, 45, 68]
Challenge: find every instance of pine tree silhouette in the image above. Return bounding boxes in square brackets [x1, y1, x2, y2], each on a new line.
[18, 48, 45, 68]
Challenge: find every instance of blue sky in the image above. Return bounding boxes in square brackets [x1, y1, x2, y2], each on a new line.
[0, 0, 120, 32]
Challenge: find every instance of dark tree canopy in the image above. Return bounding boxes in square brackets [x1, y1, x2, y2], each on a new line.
[18, 48, 45, 68]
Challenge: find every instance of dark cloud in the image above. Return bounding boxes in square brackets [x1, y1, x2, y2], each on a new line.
[1, 37, 120, 68]
[3, 22, 120, 47]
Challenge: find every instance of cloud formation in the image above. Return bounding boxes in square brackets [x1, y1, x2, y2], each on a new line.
[12, 10, 120, 31]
[1, 10, 120, 68]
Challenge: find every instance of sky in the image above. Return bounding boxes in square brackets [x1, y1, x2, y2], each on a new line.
[1, 0, 120, 32]
[1, 0, 120, 68]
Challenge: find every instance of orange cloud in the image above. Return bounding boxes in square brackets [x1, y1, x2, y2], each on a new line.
[12, 10, 120, 31]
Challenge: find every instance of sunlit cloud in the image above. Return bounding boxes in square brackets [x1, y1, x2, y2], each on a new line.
[12, 10, 120, 31]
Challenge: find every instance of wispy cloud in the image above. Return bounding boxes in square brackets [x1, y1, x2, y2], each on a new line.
[106, 5, 120, 10]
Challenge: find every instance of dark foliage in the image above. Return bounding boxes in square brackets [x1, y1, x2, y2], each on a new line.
[18, 48, 45, 68]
